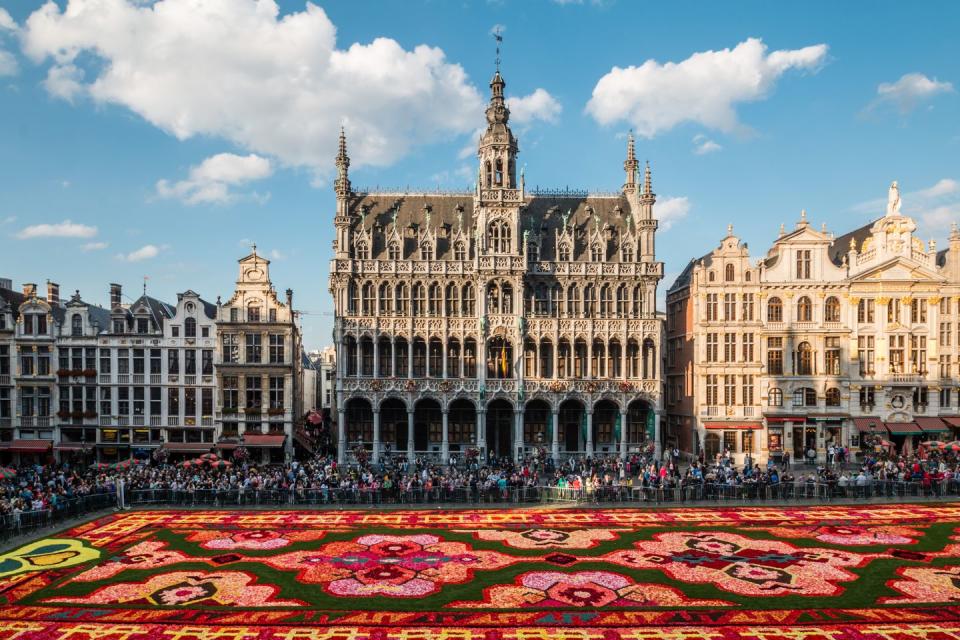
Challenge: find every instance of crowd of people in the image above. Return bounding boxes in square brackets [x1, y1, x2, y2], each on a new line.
[3, 446, 960, 532]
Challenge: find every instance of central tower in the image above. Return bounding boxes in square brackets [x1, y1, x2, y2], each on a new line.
[478, 71, 518, 190]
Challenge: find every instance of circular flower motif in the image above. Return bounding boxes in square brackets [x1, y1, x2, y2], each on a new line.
[547, 582, 618, 607]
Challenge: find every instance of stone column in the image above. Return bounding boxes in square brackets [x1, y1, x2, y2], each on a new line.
[407, 408, 415, 463]
[619, 408, 628, 460]
[442, 338, 448, 379]
[477, 408, 487, 458]
[551, 409, 560, 462]
[654, 411, 662, 459]
[356, 340, 361, 378]
[587, 339, 594, 380]
[372, 408, 381, 464]
[441, 408, 449, 464]
[337, 406, 346, 465]
[407, 344, 413, 379]
[514, 408, 524, 461]
[586, 409, 594, 457]
[390, 337, 396, 377]
[373, 335, 380, 378]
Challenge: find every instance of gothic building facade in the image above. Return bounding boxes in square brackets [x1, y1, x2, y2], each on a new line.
[330, 69, 665, 465]
[667, 183, 960, 465]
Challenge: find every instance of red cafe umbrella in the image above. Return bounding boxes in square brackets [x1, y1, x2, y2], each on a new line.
[200, 453, 219, 462]
[182, 460, 193, 469]
[307, 411, 322, 425]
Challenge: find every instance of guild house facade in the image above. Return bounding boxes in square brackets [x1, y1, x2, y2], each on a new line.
[329, 68, 664, 465]
[667, 182, 960, 465]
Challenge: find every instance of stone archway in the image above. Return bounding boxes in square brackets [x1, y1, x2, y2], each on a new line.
[486, 399, 513, 460]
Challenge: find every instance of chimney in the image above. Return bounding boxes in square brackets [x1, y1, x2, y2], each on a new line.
[47, 281, 60, 306]
[286, 288, 294, 309]
[0, 278, 11, 291]
[110, 283, 122, 308]
[22, 283, 37, 298]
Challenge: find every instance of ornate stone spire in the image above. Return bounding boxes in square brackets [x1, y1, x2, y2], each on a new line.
[641, 161, 654, 201]
[624, 132, 638, 188]
[334, 126, 351, 198]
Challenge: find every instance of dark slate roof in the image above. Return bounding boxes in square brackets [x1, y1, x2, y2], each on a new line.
[200, 298, 218, 319]
[937, 248, 949, 268]
[128, 295, 175, 328]
[0, 286, 25, 316]
[348, 192, 635, 262]
[667, 252, 711, 293]
[829, 219, 877, 266]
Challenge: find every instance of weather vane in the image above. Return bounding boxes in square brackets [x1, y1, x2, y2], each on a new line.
[493, 27, 503, 71]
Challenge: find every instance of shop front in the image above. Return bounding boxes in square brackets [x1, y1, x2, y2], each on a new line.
[702, 422, 762, 466]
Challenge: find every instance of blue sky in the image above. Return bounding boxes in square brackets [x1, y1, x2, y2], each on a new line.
[1, 0, 958, 349]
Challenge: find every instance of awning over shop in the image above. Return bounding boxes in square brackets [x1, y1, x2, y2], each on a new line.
[215, 441, 239, 450]
[916, 417, 951, 433]
[161, 442, 214, 453]
[243, 434, 286, 448]
[886, 421, 922, 434]
[9, 439, 54, 453]
[703, 422, 763, 430]
[941, 417, 960, 428]
[852, 417, 886, 434]
[54, 442, 89, 451]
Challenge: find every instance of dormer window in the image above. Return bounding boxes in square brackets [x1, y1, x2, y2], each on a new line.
[113, 319, 125, 334]
[622, 244, 634, 262]
[488, 221, 511, 253]
[420, 242, 433, 261]
[136, 318, 149, 334]
[388, 242, 401, 261]
[558, 243, 571, 262]
[355, 241, 369, 260]
[71, 314, 83, 336]
[591, 243, 603, 262]
[248, 305, 261, 322]
[454, 241, 466, 261]
[725, 264, 735, 281]
[528, 243, 539, 262]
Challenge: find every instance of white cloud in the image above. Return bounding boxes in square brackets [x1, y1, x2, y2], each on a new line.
[21, 0, 486, 176]
[851, 178, 960, 235]
[1, 215, 15, 225]
[917, 178, 958, 199]
[0, 8, 17, 77]
[586, 38, 828, 137]
[655, 196, 690, 231]
[81, 241, 109, 251]
[692, 133, 721, 155]
[16, 219, 97, 239]
[118, 244, 163, 262]
[508, 88, 562, 125]
[269, 249, 286, 260]
[868, 73, 954, 115]
[156, 153, 273, 205]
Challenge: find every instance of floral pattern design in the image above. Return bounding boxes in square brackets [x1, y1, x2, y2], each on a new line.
[449, 571, 732, 608]
[264, 534, 516, 597]
[71, 541, 193, 582]
[185, 529, 326, 550]
[45, 571, 303, 607]
[759, 525, 921, 546]
[0, 539, 100, 580]
[603, 531, 872, 597]
[457, 528, 621, 549]
[881, 566, 960, 604]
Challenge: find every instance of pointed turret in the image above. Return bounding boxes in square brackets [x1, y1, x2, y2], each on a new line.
[334, 127, 351, 198]
[478, 69, 518, 190]
[623, 132, 638, 191]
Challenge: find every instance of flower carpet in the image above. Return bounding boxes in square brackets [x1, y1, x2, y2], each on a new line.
[6, 505, 960, 639]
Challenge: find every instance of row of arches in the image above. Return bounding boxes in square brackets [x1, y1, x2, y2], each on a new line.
[767, 295, 841, 323]
[768, 386, 842, 408]
[344, 279, 650, 319]
[342, 335, 658, 380]
[343, 396, 654, 458]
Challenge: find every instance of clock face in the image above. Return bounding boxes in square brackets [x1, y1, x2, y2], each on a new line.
[245, 268, 263, 281]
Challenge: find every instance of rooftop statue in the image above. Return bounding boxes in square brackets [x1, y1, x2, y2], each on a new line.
[887, 180, 902, 216]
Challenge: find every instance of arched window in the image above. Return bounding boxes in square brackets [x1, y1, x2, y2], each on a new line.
[247, 303, 261, 322]
[583, 284, 595, 316]
[388, 242, 400, 261]
[534, 284, 548, 316]
[485, 161, 492, 188]
[412, 283, 426, 316]
[824, 296, 840, 323]
[567, 284, 580, 317]
[428, 282, 442, 316]
[632, 285, 643, 316]
[591, 243, 603, 262]
[420, 242, 432, 261]
[445, 283, 460, 316]
[793, 387, 817, 407]
[395, 283, 409, 315]
[599, 284, 613, 317]
[558, 243, 571, 262]
[797, 296, 813, 322]
[488, 221, 511, 253]
[767, 297, 782, 322]
[355, 241, 369, 260]
[725, 263, 735, 281]
[616, 284, 628, 317]
[622, 243, 634, 262]
[708, 271, 715, 282]
[462, 283, 475, 316]
[501, 283, 513, 314]
[347, 284, 358, 315]
[527, 242, 539, 262]
[184, 317, 196, 338]
[379, 283, 392, 315]
[796, 342, 813, 375]
[745, 271, 752, 282]
[454, 241, 466, 261]
[825, 387, 841, 406]
[71, 314, 82, 336]
[361, 282, 375, 315]
[768, 388, 783, 407]
[495, 158, 503, 186]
